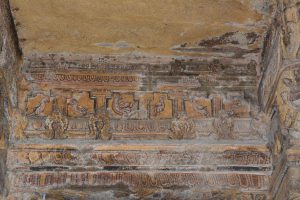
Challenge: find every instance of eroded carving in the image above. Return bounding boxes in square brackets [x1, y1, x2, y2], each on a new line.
[250, 112, 270, 140]
[185, 95, 210, 118]
[30, 73, 139, 84]
[45, 110, 68, 139]
[88, 109, 111, 140]
[13, 171, 268, 189]
[11, 109, 28, 139]
[213, 110, 235, 139]
[21, 89, 259, 140]
[152, 96, 165, 117]
[169, 113, 195, 139]
[7, 148, 271, 168]
[150, 93, 173, 119]
[110, 93, 138, 118]
[281, 1, 300, 59]
[26, 94, 51, 116]
[276, 69, 300, 133]
[111, 120, 170, 133]
[67, 92, 94, 117]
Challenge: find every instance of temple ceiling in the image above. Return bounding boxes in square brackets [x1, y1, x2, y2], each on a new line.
[3, 0, 300, 199]
[10, 0, 269, 64]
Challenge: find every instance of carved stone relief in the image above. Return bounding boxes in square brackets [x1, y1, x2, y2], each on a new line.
[213, 110, 235, 139]
[281, 0, 300, 59]
[276, 68, 300, 136]
[250, 112, 271, 140]
[109, 92, 138, 118]
[150, 93, 173, 119]
[4, 0, 299, 198]
[16, 74, 262, 141]
[88, 109, 111, 140]
[45, 109, 68, 139]
[169, 113, 195, 139]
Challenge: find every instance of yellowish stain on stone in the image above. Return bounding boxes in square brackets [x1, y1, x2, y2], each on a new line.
[11, 0, 265, 55]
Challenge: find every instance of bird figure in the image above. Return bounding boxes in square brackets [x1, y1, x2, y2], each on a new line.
[112, 93, 134, 117]
[190, 97, 208, 116]
[29, 96, 50, 116]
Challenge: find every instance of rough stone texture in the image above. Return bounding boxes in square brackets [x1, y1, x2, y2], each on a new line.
[0, 0, 299, 199]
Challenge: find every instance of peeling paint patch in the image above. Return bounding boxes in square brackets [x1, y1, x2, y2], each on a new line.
[95, 42, 113, 47]
[115, 41, 133, 49]
[95, 41, 135, 49]
[198, 31, 260, 48]
[171, 31, 261, 58]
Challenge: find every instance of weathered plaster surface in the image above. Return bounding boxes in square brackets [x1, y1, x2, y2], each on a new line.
[10, 0, 268, 57]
